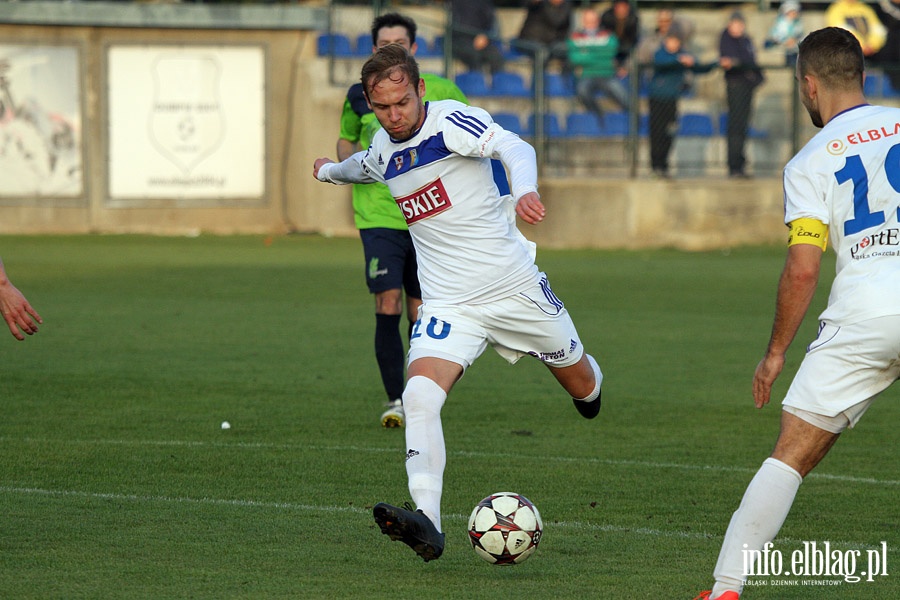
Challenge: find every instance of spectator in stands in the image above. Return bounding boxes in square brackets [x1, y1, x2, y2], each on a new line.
[719, 12, 764, 179]
[600, 0, 640, 67]
[514, 0, 573, 70]
[825, 0, 887, 56]
[765, 1, 804, 66]
[637, 9, 695, 65]
[449, 0, 505, 76]
[874, 0, 900, 89]
[568, 8, 629, 123]
[648, 29, 716, 178]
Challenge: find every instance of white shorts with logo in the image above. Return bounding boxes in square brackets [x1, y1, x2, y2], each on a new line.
[407, 275, 585, 370]
[783, 315, 900, 432]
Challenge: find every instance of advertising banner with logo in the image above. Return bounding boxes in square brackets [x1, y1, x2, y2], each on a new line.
[107, 45, 265, 203]
[0, 44, 83, 200]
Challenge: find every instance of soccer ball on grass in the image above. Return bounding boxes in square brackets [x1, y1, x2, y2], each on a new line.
[467, 492, 543, 565]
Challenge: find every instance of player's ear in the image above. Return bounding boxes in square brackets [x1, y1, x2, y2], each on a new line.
[805, 74, 818, 99]
[418, 77, 426, 99]
[410, 41, 419, 56]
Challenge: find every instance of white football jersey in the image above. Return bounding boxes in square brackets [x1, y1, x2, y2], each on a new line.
[784, 104, 900, 325]
[358, 100, 541, 304]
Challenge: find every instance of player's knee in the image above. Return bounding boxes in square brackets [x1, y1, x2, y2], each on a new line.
[403, 376, 447, 416]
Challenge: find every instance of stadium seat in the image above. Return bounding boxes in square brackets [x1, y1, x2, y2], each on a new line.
[543, 73, 574, 98]
[618, 73, 649, 98]
[416, 36, 441, 58]
[679, 113, 714, 137]
[317, 34, 354, 58]
[493, 112, 523, 134]
[599, 111, 630, 137]
[882, 75, 900, 98]
[864, 72, 883, 97]
[718, 113, 768, 139]
[503, 40, 528, 61]
[524, 113, 563, 137]
[455, 71, 490, 97]
[639, 113, 650, 137]
[491, 71, 530, 97]
[565, 112, 603, 137]
[354, 33, 372, 57]
[432, 36, 444, 56]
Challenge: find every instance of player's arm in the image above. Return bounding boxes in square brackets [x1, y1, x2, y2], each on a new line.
[491, 131, 544, 224]
[313, 150, 381, 185]
[337, 138, 359, 161]
[753, 221, 825, 408]
[0, 258, 42, 340]
[337, 95, 362, 161]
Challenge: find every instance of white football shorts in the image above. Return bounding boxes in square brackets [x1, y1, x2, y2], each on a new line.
[407, 275, 585, 370]
[783, 315, 900, 432]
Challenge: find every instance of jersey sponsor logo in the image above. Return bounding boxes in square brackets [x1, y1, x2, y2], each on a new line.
[849, 228, 900, 259]
[368, 257, 388, 280]
[826, 139, 847, 155]
[479, 129, 496, 158]
[845, 122, 900, 146]
[529, 347, 566, 362]
[395, 178, 453, 224]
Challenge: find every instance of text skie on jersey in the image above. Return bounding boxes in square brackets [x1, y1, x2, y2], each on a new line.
[395, 178, 453, 225]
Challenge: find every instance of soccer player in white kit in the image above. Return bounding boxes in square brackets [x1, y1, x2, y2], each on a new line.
[313, 45, 603, 561]
[698, 27, 900, 600]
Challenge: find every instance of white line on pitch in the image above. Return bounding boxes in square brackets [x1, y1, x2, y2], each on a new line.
[4, 436, 898, 487]
[0, 485, 892, 553]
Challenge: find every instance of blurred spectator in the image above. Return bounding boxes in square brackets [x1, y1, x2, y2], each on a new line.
[719, 11, 764, 179]
[515, 0, 573, 69]
[874, 0, 900, 88]
[568, 8, 628, 123]
[450, 0, 505, 75]
[636, 9, 695, 65]
[825, 0, 887, 56]
[765, 1, 803, 66]
[600, 0, 640, 67]
[648, 32, 716, 178]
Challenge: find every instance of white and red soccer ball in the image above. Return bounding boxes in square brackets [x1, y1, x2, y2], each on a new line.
[467, 492, 543, 565]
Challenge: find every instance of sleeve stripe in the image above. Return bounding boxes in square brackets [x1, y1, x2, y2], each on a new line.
[447, 110, 488, 137]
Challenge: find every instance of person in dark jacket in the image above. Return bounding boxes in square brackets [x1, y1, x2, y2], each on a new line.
[515, 0, 573, 69]
[450, 0, 505, 76]
[648, 30, 716, 177]
[874, 0, 900, 89]
[719, 12, 764, 178]
[600, 0, 640, 66]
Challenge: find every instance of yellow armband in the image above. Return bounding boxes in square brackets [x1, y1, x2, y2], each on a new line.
[787, 218, 828, 250]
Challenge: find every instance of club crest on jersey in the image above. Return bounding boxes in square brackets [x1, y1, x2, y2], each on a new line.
[394, 154, 404, 170]
[395, 178, 452, 225]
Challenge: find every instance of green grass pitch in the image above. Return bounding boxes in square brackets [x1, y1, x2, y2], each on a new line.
[1, 234, 896, 599]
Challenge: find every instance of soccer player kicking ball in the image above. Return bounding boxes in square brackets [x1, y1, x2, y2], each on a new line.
[697, 27, 900, 600]
[313, 45, 603, 561]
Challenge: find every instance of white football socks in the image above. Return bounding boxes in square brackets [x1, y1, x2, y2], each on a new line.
[712, 457, 803, 597]
[402, 375, 448, 533]
[574, 354, 603, 402]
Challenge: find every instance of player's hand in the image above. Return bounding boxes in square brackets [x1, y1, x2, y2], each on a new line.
[752, 352, 785, 409]
[313, 158, 335, 180]
[0, 280, 42, 341]
[515, 192, 545, 225]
